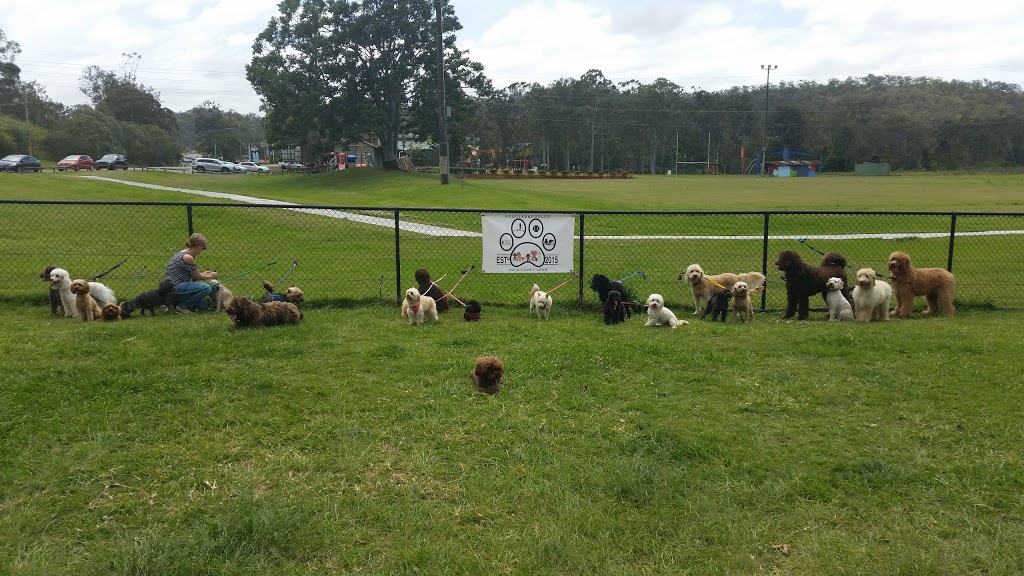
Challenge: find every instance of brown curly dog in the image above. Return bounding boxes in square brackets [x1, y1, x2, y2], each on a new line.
[415, 268, 449, 313]
[776, 250, 850, 320]
[887, 251, 956, 317]
[225, 296, 303, 328]
[471, 356, 505, 395]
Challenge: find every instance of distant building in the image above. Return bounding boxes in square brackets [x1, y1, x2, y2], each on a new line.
[765, 159, 820, 177]
[855, 162, 891, 176]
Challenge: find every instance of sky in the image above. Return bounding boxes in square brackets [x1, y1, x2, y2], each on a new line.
[3, 0, 1023, 115]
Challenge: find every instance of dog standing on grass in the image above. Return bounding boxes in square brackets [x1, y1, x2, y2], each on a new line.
[401, 287, 438, 325]
[852, 268, 893, 322]
[700, 288, 732, 322]
[731, 281, 761, 323]
[529, 283, 552, 320]
[887, 251, 956, 317]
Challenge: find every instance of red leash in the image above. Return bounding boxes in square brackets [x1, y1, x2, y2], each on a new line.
[545, 270, 578, 295]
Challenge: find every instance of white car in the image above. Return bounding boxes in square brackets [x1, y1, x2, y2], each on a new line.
[238, 161, 270, 173]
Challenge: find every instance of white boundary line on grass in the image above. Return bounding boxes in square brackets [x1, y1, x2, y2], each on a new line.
[86, 176, 1024, 241]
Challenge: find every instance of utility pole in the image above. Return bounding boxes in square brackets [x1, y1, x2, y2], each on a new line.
[22, 88, 31, 156]
[435, 0, 449, 185]
[760, 65, 777, 176]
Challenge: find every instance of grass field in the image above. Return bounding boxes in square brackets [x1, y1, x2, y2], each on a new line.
[2, 170, 1024, 574]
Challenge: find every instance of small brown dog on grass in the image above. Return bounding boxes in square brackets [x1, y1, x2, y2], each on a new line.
[101, 303, 122, 321]
[887, 251, 956, 317]
[226, 296, 303, 328]
[472, 356, 505, 395]
[70, 279, 103, 321]
[261, 280, 303, 305]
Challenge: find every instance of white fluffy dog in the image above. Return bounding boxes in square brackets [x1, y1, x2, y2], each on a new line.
[529, 283, 552, 320]
[401, 287, 438, 325]
[852, 267, 893, 322]
[645, 293, 688, 328]
[683, 264, 766, 315]
[825, 277, 854, 321]
[49, 267, 116, 318]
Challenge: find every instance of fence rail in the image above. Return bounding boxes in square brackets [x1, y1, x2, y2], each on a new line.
[3, 200, 1023, 312]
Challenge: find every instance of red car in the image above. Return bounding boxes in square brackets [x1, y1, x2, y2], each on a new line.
[56, 155, 94, 171]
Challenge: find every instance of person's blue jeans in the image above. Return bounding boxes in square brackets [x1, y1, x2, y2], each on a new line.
[175, 281, 211, 311]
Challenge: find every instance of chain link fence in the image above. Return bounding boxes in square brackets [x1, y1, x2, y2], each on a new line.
[3, 200, 1022, 312]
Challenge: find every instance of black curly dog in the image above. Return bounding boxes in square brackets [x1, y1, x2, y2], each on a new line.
[463, 299, 481, 321]
[700, 288, 732, 322]
[121, 279, 175, 318]
[589, 274, 632, 319]
[603, 290, 627, 324]
[776, 250, 850, 320]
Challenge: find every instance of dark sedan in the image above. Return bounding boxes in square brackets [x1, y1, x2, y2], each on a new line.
[0, 154, 43, 172]
[94, 154, 129, 170]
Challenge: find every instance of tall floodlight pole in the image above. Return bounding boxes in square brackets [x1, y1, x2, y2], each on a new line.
[760, 65, 777, 176]
[435, 0, 449, 185]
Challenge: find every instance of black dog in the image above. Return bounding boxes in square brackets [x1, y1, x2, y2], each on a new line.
[40, 265, 63, 316]
[463, 299, 481, 321]
[775, 250, 850, 320]
[589, 274, 632, 319]
[121, 279, 175, 318]
[603, 290, 628, 324]
[700, 288, 732, 322]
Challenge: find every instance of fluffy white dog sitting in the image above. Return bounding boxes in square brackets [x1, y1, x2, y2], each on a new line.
[529, 283, 552, 320]
[852, 267, 893, 321]
[401, 287, 438, 325]
[825, 277, 854, 321]
[49, 267, 116, 318]
[645, 293, 688, 328]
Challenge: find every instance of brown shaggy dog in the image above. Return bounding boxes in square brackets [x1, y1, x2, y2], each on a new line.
[471, 356, 505, 395]
[101, 303, 122, 321]
[70, 279, 103, 322]
[415, 268, 449, 312]
[775, 250, 850, 320]
[682, 264, 766, 315]
[887, 251, 956, 317]
[225, 296, 303, 328]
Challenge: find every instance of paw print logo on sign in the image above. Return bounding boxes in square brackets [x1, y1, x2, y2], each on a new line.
[499, 218, 555, 268]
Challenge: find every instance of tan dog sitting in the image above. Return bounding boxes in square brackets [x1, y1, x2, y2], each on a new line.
[70, 279, 103, 322]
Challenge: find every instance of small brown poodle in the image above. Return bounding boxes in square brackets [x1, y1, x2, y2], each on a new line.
[887, 251, 956, 317]
[101, 303, 122, 321]
[472, 356, 505, 395]
[415, 268, 449, 312]
[70, 279, 103, 322]
[225, 296, 303, 328]
[776, 250, 850, 320]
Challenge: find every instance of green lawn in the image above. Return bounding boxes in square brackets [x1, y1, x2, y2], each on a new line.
[2, 170, 1024, 574]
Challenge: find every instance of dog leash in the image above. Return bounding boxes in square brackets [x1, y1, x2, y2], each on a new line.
[91, 259, 127, 281]
[798, 239, 890, 278]
[441, 265, 474, 302]
[270, 259, 299, 288]
[544, 270, 578, 294]
[618, 271, 647, 282]
[176, 260, 279, 295]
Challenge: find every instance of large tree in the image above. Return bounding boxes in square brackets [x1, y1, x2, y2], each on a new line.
[79, 62, 177, 131]
[247, 0, 489, 167]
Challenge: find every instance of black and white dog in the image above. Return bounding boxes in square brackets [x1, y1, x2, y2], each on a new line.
[700, 288, 732, 322]
[590, 274, 632, 319]
[463, 299, 482, 321]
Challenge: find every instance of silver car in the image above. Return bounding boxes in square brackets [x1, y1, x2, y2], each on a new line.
[192, 158, 235, 173]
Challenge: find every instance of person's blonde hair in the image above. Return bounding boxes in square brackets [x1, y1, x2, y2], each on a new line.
[186, 233, 208, 249]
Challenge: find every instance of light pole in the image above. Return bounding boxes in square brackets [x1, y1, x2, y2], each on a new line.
[760, 65, 777, 176]
[435, 0, 449, 185]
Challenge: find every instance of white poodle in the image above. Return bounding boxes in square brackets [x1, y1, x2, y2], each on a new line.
[825, 277, 854, 321]
[49, 267, 116, 318]
[852, 268, 893, 322]
[645, 293, 688, 328]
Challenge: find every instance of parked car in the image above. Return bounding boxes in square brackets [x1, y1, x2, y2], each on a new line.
[0, 154, 43, 172]
[192, 158, 235, 173]
[223, 161, 245, 173]
[94, 154, 129, 170]
[56, 155, 94, 171]
[238, 161, 270, 173]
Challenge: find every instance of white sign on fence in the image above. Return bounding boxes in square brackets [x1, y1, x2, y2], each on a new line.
[481, 213, 574, 273]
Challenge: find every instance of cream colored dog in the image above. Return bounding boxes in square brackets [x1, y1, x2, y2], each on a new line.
[49, 267, 116, 318]
[529, 283, 552, 320]
[645, 293, 688, 328]
[852, 268, 892, 321]
[825, 277, 854, 321]
[683, 264, 766, 315]
[401, 287, 438, 325]
[730, 281, 763, 323]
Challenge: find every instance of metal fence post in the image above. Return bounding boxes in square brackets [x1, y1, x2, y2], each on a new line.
[947, 212, 957, 272]
[578, 212, 585, 307]
[761, 211, 770, 311]
[186, 204, 194, 236]
[394, 209, 401, 304]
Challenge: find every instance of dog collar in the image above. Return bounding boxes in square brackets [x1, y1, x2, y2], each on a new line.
[465, 311, 479, 320]
[409, 304, 420, 313]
